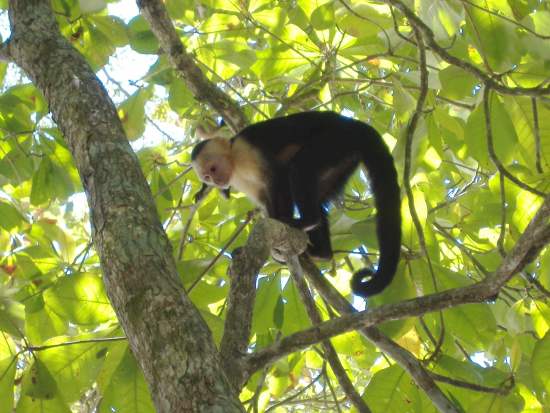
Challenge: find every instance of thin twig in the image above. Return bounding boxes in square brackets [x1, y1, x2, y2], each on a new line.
[531, 97, 543, 174]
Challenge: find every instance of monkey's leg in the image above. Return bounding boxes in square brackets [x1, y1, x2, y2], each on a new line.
[306, 212, 333, 260]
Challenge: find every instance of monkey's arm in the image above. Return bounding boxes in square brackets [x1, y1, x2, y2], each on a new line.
[194, 183, 230, 203]
[194, 183, 209, 203]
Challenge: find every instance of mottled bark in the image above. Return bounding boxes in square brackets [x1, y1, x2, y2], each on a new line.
[7, 1, 242, 411]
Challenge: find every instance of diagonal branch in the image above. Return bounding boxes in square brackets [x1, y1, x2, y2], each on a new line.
[136, 0, 247, 132]
[291, 258, 461, 413]
[243, 194, 550, 411]
[386, 0, 550, 97]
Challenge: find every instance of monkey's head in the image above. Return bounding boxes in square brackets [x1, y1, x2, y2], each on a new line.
[191, 138, 233, 189]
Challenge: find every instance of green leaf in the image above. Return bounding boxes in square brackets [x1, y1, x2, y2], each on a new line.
[99, 347, 155, 413]
[91, 15, 128, 47]
[281, 279, 311, 335]
[44, 273, 115, 326]
[336, 2, 392, 38]
[464, 0, 522, 71]
[30, 156, 54, 206]
[118, 88, 152, 140]
[252, 275, 282, 335]
[21, 358, 58, 400]
[531, 330, 550, 406]
[127, 15, 159, 54]
[25, 294, 68, 344]
[0, 144, 35, 184]
[168, 78, 195, 113]
[15, 394, 71, 413]
[0, 342, 16, 413]
[364, 365, 431, 412]
[37, 333, 112, 403]
[0, 298, 25, 338]
[0, 200, 26, 231]
[311, 2, 335, 30]
[439, 66, 478, 100]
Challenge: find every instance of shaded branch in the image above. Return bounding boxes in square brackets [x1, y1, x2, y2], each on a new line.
[136, 0, 247, 132]
[221, 219, 308, 390]
[532, 98, 543, 174]
[244, 195, 550, 409]
[430, 372, 514, 396]
[298, 259, 461, 413]
[0, 40, 11, 61]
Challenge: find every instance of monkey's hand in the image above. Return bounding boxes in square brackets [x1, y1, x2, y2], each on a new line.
[289, 218, 320, 232]
[221, 188, 231, 199]
[193, 183, 209, 203]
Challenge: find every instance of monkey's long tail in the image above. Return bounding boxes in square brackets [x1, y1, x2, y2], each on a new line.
[351, 124, 401, 297]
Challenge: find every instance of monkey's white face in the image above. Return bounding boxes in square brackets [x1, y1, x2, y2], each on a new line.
[192, 139, 233, 189]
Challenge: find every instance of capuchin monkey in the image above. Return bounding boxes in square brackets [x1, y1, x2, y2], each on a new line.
[191, 111, 401, 297]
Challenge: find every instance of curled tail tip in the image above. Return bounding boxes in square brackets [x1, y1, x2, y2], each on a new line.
[351, 269, 394, 298]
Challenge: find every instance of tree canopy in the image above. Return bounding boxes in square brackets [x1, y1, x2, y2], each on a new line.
[0, 0, 549, 412]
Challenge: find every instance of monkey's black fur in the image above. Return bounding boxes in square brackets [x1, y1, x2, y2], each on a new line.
[194, 112, 401, 297]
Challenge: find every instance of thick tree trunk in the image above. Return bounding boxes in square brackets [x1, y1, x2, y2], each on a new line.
[7, 1, 243, 411]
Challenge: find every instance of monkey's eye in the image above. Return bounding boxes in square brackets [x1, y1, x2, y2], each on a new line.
[209, 165, 217, 174]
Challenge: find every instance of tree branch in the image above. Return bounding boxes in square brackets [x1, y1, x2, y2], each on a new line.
[220, 219, 308, 390]
[386, 0, 550, 97]
[297, 259, 461, 413]
[136, 0, 247, 132]
[8, 1, 243, 411]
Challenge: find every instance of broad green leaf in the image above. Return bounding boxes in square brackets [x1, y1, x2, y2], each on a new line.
[0, 144, 35, 184]
[281, 278, 311, 335]
[44, 273, 115, 325]
[310, 2, 334, 30]
[0, 333, 16, 413]
[169, 78, 195, 112]
[118, 88, 152, 140]
[200, 310, 224, 345]
[416, 0, 463, 39]
[252, 275, 282, 335]
[99, 347, 155, 413]
[465, 391, 524, 413]
[446, 303, 498, 349]
[0, 355, 15, 412]
[16, 394, 71, 413]
[0, 298, 24, 338]
[21, 358, 58, 400]
[0, 200, 26, 231]
[91, 16, 128, 48]
[364, 364, 430, 413]
[25, 294, 68, 344]
[464, 0, 522, 71]
[531, 331, 550, 406]
[31, 156, 54, 206]
[38, 332, 112, 403]
[127, 15, 159, 54]
[336, 2, 392, 38]
[439, 66, 478, 100]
